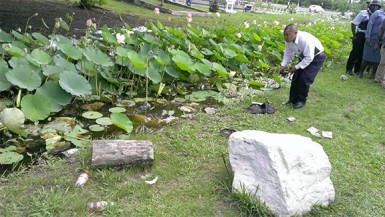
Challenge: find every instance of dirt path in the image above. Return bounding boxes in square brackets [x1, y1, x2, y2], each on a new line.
[0, 0, 146, 37]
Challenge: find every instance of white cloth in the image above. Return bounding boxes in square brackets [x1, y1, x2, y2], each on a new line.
[352, 10, 371, 33]
[280, 31, 324, 70]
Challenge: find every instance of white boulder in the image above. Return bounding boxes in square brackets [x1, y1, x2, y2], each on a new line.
[228, 130, 335, 217]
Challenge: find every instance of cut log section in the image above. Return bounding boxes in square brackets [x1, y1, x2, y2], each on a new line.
[91, 140, 154, 167]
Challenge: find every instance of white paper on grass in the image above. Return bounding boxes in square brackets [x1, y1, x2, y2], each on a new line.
[145, 176, 158, 185]
[287, 116, 296, 122]
[321, 131, 333, 139]
[307, 126, 321, 137]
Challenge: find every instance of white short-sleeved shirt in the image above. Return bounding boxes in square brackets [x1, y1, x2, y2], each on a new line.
[352, 10, 371, 33]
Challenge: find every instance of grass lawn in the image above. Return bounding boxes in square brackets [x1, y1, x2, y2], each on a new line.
[1, 1, 384, 216]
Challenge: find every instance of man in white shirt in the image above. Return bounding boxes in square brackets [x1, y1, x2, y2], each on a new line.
[279, 24, 326, 109]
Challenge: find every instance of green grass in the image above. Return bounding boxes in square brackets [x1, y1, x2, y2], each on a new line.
[1, 1, 384, 216]
[1, 64, 385, 216]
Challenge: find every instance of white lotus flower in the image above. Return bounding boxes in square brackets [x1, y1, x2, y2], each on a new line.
[116, 33, 125, 44]
[258, 45, 262, 51]
[236, 33, 242, 38]
[244, 22, 250, 28]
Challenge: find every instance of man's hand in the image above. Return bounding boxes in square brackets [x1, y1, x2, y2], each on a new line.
[365, 38, 371, 45]
[288, 66, 296, 73]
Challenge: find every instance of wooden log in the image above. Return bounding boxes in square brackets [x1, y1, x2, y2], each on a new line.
[91, 140, 154, 167]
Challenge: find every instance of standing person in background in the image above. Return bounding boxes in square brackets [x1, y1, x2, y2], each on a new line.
[373, 17, 385, 87]
[361, 0, 385, 79]
[280, 24, 326, 109]
[346, 1, 381, 76]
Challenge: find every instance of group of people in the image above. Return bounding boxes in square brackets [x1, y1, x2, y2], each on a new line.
[346, 0, 385, 88]
[280, 0, 385, 110]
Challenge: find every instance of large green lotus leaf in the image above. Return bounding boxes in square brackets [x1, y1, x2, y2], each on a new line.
[190, 49, 204, 59]
[0, 107, 26, 136]
[0, 31, 13, 42]
[253, 33, 262, 42]
[110, 113, 133, 133]
[222, 48, 238, 58]
[28, 49, 52, 65]
[229, 43, 245, 54]
[164, 65, 179, 78]
[172, 50, 195, 72]
[75, 60, 97, 76]
[142, 34, 157, 44]
[127, 50, 147, 69]
[2, 43, 25, 57]
[11, 30, 31, 44]
[0, 67, 12, 91]
[101, 30, 117, 44]
[42, 65, 63, 77]
[8, 57, 30, 69]
[6, 65, 42, 91]
[99, 70, 120, 84]
[52, 35, 73, 45]
[153, 49, 171, 66]
[171, 28, 186, 39]
[116, 46, 130, 57]
[32, 32, 49, 45]
[0, 59, 7, 68]
[194, 62, 211, 76]
[0, 146, 17, 153]
[63, 125, 90, 147]
[36, 80, 72, 112]
[82, 111, 103, 119]
[235, 54, 249, 63]
[21, 94, 51, 122]
[59, 71, 92, 97]
[53, 55, 76, 71]
[0, 152, 24, 165]
[213, 62, 227, 78]
[57, 43, 82, 60]
[89, 124, 105, 132]
[82, 47, 113, 67]
[259, 59, 269, 68]
[148, 59, 161, 83]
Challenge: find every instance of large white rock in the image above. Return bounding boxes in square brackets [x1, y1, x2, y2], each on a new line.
[228, 130, 335, 217]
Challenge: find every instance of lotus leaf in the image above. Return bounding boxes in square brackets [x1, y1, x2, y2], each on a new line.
[0, 31, 13, 42]
[96, 117, 113, 126]
[101, 30, 117, 44]
[36, 80, 73, 112]
[222, 48, 238, 58]
[82, 111, 103, 119]
[59, 71, 92, 96]
[0, 67, 12, 91]
[172, 50, 195, 72]
[6, 65, 42, 91]
[0, 146, 17, 153]
[8, 57, 30, 69]
[190, 49, 204, 59]
[2, 43, 25, 57]
[213, 63, 227, 78]
[108, 107, 126, 113]
[63, 125, 90, 147]
[194, 62, 211, 76]
[53, 55, 77, 71]
[153, 49, 171, 66]
[28, 48, 52, 65]
[0, 152, 24, 165]
[164, 65, 179, 78]
[21, 94, 52, 121]
[116, 46, 130, 57]
[127, 50, 147, 69]
[142, 34, 157, 44]
[0, 107, 26, 136]
[32, 32, 49, 45]
[89, 124, 105, 132]
[82, 47, 113, 67]
[57, 43, 82, 60]
[0, 98, 13, 112]
[110, 113, 133, 133]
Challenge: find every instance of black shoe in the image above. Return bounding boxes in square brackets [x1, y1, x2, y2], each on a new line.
[293, 101, 305, 109]
[346, 70, 354, 75]
[282, 100, 292, 105]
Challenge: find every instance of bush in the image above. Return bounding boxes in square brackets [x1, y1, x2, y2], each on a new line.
[79, 0, 106, 9]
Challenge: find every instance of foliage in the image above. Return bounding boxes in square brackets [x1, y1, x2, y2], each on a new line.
[79, 0, 106, 9]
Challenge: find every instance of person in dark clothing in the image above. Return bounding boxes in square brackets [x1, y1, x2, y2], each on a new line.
[346, 0, 381, 76]
[280, 24, 326, 109]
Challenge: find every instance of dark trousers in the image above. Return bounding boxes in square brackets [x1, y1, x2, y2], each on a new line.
[346, 32, 365, 73]
[289, 52, 326, 103]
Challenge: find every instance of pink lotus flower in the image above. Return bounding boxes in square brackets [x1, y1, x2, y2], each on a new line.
[154, 8, 160, 14]
[186, 12, 192, 22]
[86, 19, 93, 27]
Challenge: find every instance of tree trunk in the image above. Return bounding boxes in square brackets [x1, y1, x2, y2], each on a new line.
[91, 140, 154, 167]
